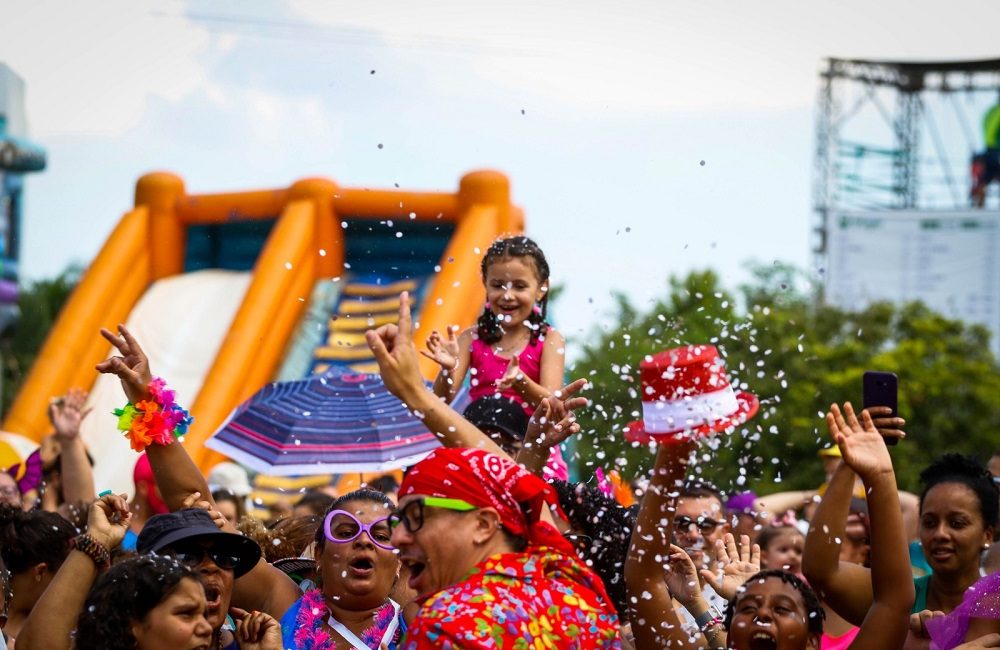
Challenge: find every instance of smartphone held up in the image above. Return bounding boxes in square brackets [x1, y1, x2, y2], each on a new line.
[863, 371, 899, 446]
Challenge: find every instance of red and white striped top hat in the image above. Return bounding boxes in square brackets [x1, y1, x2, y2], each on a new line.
[622, 344, 758, 443]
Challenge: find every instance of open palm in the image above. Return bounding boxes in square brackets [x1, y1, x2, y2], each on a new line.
[825, 402, 895, 481]
[700, 533, 761, 602]
[421, 328, 459, 369]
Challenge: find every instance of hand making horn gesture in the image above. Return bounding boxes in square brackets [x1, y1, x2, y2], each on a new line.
[96, 324, 153, 403]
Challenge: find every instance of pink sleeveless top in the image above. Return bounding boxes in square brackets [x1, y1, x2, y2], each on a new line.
[469, 336, 544, 408]
[821, 626, 860, 650]
[467, 334, 568, 480]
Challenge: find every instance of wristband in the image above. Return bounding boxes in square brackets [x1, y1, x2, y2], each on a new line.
[694, 606, 723, 633]
[72, 533, 111, 570]
[113, 377, 193, 453]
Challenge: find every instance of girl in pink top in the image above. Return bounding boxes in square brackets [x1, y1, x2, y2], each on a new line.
[423, 236, 568, 479]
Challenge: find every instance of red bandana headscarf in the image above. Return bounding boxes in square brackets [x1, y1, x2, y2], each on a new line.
[400, 447, 575, 555]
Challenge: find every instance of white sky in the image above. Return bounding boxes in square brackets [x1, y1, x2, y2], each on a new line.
[2, 0, 998, 344]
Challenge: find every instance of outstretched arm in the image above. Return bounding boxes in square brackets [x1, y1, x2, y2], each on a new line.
[802, 456, 873, 625]
[754, 489, 816, 524]
[367, 292, 508, 456]
[49, 388, 96, 506]
[827, 403, 913, 649]
[625, 441, 701, 648]
[96, 326, 300, 620]
[96, 325, 211, 508]
[16, 494, 131, 650]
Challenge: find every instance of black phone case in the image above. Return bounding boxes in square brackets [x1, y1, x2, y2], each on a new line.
[863, 371, 899, 446]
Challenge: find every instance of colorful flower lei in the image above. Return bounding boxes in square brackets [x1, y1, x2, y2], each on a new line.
[293, 587, 398, 650]
[113, 377, 193, 453]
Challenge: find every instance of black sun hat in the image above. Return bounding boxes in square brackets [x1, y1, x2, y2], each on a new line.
[463, 395, 530, 443]
[137, 508, 262, 578]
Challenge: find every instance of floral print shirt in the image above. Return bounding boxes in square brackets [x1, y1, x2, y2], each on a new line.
[401, 548, 621, 649]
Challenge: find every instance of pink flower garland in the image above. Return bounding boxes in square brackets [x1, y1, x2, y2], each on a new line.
[293, 588, 398, 650]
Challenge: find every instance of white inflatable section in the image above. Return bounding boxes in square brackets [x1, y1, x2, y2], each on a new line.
[81, 270, 252, 496]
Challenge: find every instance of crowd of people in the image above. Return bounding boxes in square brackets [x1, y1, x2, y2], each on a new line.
[1, 234, 998, 649]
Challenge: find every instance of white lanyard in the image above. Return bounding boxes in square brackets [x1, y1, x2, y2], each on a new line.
[327, 599, 400, 650]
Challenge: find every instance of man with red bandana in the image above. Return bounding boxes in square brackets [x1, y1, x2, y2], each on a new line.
[390, 447, 620, 649]
[366, 291, 620, 647]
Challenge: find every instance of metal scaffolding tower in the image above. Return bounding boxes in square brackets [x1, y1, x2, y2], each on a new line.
[813, 57, 1000, 258]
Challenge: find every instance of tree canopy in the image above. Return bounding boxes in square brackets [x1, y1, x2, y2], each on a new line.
[567, 265, 1000, 494]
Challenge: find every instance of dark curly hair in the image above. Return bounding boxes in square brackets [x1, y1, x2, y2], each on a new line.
[242, 515, 321, 562]
[552, 480, 636, 619]
[919, 454, 999, 529]
[724, 569, 825, 636]
[75, 554, 199, 650]
[315, 488, 394, 549]
[0, 506, 76, 576]
[477, 236, 550, 345]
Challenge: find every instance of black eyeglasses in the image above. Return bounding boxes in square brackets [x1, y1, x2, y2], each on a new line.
[388, 497, 476, 534]
[675, 515, 723, 534]
[164, 544, 241, 571]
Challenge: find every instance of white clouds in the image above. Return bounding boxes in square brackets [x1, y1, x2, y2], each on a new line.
[284, 0, 1000, 115]
[0, 1, 212, 136]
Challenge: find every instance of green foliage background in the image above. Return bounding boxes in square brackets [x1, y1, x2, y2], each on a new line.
[1, 269, 78, 413]
[567, 264, 1000, 494]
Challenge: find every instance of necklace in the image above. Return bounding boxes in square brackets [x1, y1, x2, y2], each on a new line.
[294, 588, 399, 650]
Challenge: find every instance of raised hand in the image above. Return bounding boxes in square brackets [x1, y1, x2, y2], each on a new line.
[496, 355, 523, 390]
[522, 378, 588, 450]
[87, 492, 133, 550]
[664, 543, 704, 608]
[366, 291, 425, 402]
[420, 327, 460, 370]
[826, 402, 899, 481]
[699, 533, 761, 602]
[230, 608, 283, 650]
[96, 325, 152, 403]
[49, 388, 91, 440]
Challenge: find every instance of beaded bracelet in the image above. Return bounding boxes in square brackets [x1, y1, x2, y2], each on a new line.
[113, 377, 193, 453]
[72, 533, 111, 570]
[698, 615, 724, 635]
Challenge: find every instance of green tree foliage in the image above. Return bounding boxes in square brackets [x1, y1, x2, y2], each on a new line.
[568, 265, 1000, 494]
[0, 268, 79, 414]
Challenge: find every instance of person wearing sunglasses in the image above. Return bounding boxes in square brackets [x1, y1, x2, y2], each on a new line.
[137, 508, 262, 650]
[279, 488, 406, 650]
[16, 494, 282, 650]
[387, 447, 620, 649]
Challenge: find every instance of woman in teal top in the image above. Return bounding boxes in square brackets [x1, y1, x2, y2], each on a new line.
[807, 447, 996, 641]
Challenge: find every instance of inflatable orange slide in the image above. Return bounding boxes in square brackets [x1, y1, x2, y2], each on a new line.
[1, 170, 522, 494]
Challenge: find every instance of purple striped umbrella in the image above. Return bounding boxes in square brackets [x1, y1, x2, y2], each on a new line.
[205, 371, 470, 475]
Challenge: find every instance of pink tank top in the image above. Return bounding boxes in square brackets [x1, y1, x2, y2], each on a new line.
[821, 626, 860, 650]
[468, 336, 544, 409]
[467, 334, 568, 481]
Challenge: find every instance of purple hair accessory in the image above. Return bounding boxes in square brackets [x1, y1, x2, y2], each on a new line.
[8, 448, 44, 494]
[726, 490, 758, 515]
